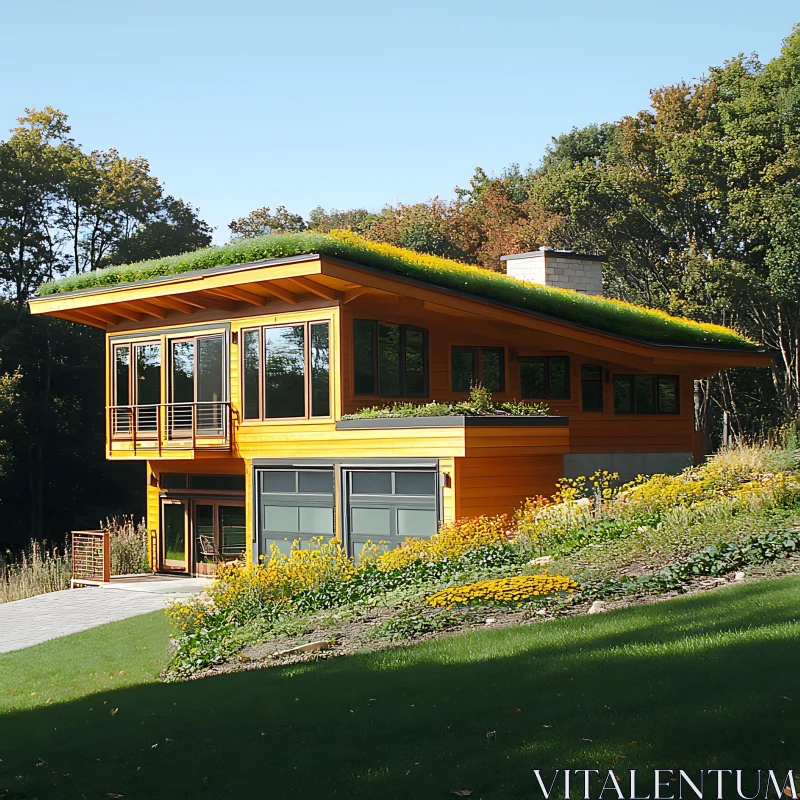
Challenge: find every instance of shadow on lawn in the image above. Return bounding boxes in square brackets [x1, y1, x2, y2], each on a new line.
[1, 578, 799, 800]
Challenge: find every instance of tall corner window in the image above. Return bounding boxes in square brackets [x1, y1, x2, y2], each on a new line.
[613, 374, 679, 414]
[354, 319, 428, 397]
[520, 356, 570, 399]
[241, 320, 331, 420]
[581, 364, 603, 412]
[112, 340, 162, 434]
[451, 346, 505, 392]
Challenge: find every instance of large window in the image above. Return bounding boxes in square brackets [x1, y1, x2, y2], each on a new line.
[112, 341, 161, 433]
[613, 375, 680, 414]
[353, 320, 428, 397]
[581, 364, 603, 412]
[451, 346, 505, 393]
[242, 321, 331, 420]
[519, 356, 570, 399]
[169, 334, 226, 435]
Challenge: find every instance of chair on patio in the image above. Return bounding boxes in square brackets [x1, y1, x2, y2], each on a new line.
[197, 534, 222, 563]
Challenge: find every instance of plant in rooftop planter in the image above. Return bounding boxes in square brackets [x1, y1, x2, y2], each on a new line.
[344, 385, 551, 419]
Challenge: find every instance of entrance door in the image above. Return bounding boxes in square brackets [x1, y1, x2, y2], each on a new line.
[161, 499, 188, 572]
[344, 469, 439, 560]
[194, 500, 246, 575]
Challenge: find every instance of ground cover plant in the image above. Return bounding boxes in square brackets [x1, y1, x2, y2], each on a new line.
[162, 441, 800, 681]
[37, 230, 757, 350]
[1, 578, 799, 799]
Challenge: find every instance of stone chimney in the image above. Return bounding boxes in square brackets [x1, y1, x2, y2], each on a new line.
[501, 247, 604, 296]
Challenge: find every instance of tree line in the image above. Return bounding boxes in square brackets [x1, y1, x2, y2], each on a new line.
[2, 25, 798, 548]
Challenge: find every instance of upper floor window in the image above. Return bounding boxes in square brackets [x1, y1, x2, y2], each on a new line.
[242, 321, 330, 421]
[519, 356, 570, 399]
[112, 341, 161, 433]
[353, 320, 428, 397]
[581, 364, 603, 412]
[613, 375, 679, 414]
[451, 346, 505, 393]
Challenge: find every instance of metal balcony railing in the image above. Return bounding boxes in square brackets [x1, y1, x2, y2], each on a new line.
[108, 401, 232, 454]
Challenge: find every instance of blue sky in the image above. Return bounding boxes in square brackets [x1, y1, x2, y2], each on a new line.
[2, 1, 798, 242]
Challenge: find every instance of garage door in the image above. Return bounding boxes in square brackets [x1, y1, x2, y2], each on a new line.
[344, 468, 439, 559]
[257, 468, 335, 556]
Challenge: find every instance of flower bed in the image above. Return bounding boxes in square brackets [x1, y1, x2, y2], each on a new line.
[427, 574, 577, 608]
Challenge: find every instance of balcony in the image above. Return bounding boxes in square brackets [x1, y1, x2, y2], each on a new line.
[108, 401, 233, 456]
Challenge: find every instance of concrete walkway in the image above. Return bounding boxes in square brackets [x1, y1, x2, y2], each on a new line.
[0, 575, 211, 654]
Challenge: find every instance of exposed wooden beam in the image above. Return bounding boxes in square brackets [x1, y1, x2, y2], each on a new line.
[195, 291, 237, 311]
[286, 276, 342, 301]
[257, 281, 299, 304]
[77, 307, 122, 325]
[151, 296, 197, 315]
[343, 287, 371, 304]
[175, 295, 208, 309]
[125, 299, 168, 319]
[110, 305, 144, 322]
[63, 310, 107, 329]
[211, 286, 266, 307]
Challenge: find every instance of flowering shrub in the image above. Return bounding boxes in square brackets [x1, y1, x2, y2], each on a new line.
[427, 574, 577, 608]
[372, 515, 510, 571]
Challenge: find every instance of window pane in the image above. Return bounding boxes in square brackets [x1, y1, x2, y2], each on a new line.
[265, 325, 305, 418]
[298, 470, 334, 494]
[351, 470, 392, 495]
[161, 472, 187, 490]
[548, 357, 570, 398]
[658, 377, 679, 414]
[196, 504, 215, 563]
[243, 329, 261, 420]
[520, 359, 546, 398]
[394, 471, 436, 496]
[135, 344, 161, 409]
[299, 506, 334, 535]
[613, 376, 634, 413]
[197, 336, 224, 403]
[171, 340, 195, 404]
[353, 320, 376, 394]
[581, 364, 603, 412]
[404, 328, 426, 395]
[351, 507, 392, 536]
[188, 474, 245, 492]
[311, 323, 330, 417]
[261, 470, 297, 494]
[635, 376, 656, 414]
[398, 509, 437, 539]
[451, 347, 476, 392]
[219, 505, 246, 555]
[482, 348, 504, 393]
[115, 346, 130, 406]
[582, 381, 603, 412]
[163, 503, 185, 562]
[378, 323, 401, 396]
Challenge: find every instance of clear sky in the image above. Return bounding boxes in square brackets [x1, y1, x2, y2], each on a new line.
[2, 0, 798, 242]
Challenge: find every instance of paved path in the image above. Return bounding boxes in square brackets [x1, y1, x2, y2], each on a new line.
[0, 576, 210, 654]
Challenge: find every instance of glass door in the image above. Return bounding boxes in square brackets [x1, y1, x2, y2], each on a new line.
[161, 499, 188, 571]
[134, 343, 161, 433]
[169, 335, 226, 438]
[193, 500, 246, 574]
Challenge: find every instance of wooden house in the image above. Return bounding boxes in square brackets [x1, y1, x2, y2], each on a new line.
[28, 233, 770, 574]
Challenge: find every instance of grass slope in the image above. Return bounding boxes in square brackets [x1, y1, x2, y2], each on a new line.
[1, 578, 798, 799]
[38, 231, 756, 351]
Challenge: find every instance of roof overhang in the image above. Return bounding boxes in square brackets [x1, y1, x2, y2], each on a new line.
[29, 253, 771, 373]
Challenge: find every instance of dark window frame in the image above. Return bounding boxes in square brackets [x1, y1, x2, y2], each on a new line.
[519, 355, 571, 399]
[450, 345, 505, 393]
[580, 364, 604, 412]
[353, 319, 429, 398]
[240, 319, 332, 422]
[613, 374, 680, 415]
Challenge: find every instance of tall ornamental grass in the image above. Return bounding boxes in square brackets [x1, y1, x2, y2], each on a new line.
[0, 541, 71, 603]
[104, 516, 151, 575]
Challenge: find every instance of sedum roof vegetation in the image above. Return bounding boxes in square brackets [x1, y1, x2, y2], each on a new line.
[39, 230, 757, 351]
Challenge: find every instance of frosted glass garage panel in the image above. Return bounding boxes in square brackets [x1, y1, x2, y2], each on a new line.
[263, 505, 299, 533]
[299, 506, 334, 535]
[351, 507, 392, 536]
[398, 509, 437, 539]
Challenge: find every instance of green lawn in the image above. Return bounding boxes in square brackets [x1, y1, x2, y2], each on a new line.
[1, 577, 799, 799]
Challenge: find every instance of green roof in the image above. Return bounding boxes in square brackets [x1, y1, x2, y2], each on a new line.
[38, 231, 758, 352]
